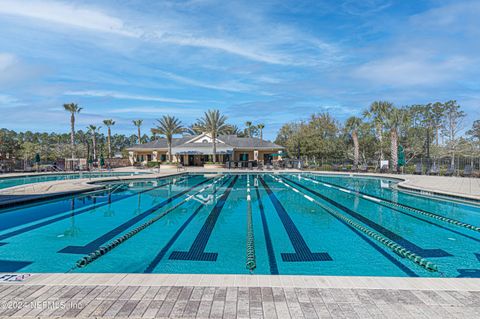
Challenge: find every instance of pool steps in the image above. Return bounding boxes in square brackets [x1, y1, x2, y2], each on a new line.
[271, 175, 439, 273]
[300, 174, 480, 234]
[73, 175, 228, 269]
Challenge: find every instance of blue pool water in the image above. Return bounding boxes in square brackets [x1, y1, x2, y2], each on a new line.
[0, 173, 479, 277]
[0, 172, 150, 190]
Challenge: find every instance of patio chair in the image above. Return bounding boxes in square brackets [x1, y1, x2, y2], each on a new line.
[248, 161, 253, 170]
[427, 163, 440, 175]
[332, 164, 340, 171]
[257, 162, 264, 170]
[414, 162, 423, 175]
[238, 162, 243, 169]
[444, 165, 455, 176]
[380, 164, 389, 173]
[462, 165, 473, 177]
[358, 164, 368, 173]
[176, 163, 187, 172]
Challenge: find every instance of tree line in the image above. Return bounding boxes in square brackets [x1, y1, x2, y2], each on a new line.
[0, 104, 266, 164]
[275, 100, 479, 171]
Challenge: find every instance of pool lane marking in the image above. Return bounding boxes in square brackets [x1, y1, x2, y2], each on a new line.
[281, 176, 451, 258]
[59, 177, 214, 254]
[272, 175, 438, 272]
[259, 176, 332, 262]
[74, 175, 228, 269]
[143, 175, 233, 273]
[0, 178, 180, 233]
[255, 183, 279, 275]
[246, 176, 256, 272]
[291, 178, 417, 276]
[299, 176, 480, 244]
[0, 177, 192, 245]
[303, 174, 480, 233]
[169, 176, 239, 262]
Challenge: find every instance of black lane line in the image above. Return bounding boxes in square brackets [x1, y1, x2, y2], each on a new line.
[169, 175, 239, 262]
[255, 184, 279, 274]
[0, 260, 33, 272]
[58, 177, 212, 254]
[0, 178, 187, 245]
[300, 175, 480, 244]
[144, 176, 233, 273]
[282, 176, 451, 258]
[306, 175, 479, 227]
[259, 177, 332, 262]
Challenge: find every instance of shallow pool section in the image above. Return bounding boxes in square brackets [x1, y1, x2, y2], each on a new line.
[0, 173, 479, 277]
[0, 171, 150, 190]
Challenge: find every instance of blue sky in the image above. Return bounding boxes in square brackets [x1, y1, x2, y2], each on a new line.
[0, 0, 479, 140]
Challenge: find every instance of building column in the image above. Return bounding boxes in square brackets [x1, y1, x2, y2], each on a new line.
[128, 151, 135, 165]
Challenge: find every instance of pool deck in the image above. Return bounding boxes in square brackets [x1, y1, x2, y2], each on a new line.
[1, 274, 479, 318]
[1, 168, 480, 317]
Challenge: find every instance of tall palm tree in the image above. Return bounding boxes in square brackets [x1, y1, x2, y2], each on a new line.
[363, 101, 392, 162]
[196, 109, 229, 163]
[103, 119, 115, 158]
[245, 121, 253, 137]
[63, 103, 82, 159]
[87, 125, 101, 160]
[151, 115, 184, 162]
[345, 117, 362, 168]
[384, 106, 407, 172]
[257, 123, 265, 144]
[132, 119, 143, 144]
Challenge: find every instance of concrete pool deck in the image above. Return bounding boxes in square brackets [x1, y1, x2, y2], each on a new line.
[0, 274, 479, 318]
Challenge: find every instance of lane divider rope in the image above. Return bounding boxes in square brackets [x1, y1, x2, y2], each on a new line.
[71, 175, 228, 270]
[300, 174, 480, 233]
[271, 175, 439, 273]
[246, 175, 256, 272]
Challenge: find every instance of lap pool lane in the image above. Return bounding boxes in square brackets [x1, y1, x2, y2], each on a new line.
[259, 175, 419, 277]
[74, 174, 233, 273]
[280, 175, 480, 277]
[0, 175, 206, 272]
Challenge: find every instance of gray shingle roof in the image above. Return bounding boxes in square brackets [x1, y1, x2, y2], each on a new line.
[127, 134, 283, 151]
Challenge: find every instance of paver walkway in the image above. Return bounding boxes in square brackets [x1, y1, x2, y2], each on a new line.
[1, 284, 479, 318]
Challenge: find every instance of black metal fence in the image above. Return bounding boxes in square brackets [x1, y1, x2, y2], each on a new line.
[302, 156, 480, 177]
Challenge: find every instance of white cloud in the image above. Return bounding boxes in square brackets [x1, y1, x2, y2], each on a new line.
[63, 90, 195, 103]
[0, 0, 340, 66]
[109, 107, 203, 115]
[0, 0, 137, 37]
[0, 53, 16, 70]
[157, 71, 254, 92]
[351, 54, 471, 87]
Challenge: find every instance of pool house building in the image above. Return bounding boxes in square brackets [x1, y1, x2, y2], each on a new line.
[127, 132, 284, 166]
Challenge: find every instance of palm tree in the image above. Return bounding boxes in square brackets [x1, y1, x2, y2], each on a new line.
[245, 121, 253, 137]
[151, 115, 184, 162]
[363, 101, 392, 162]
[132, 119, 143, 144]
[103, 119, 115, 158]
[345, 117, 362, 168]
[384, 106, 407, 172]
[257, 123, 265, 144]
[87, 125, 101, 160]
[196, 109, 229, 163]
[63, 103, 82, 159]
[224, 124, 241, 136]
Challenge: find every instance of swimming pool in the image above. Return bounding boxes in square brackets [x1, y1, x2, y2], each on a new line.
[0, 173, 478, 277]
[0, 171, 150, 190]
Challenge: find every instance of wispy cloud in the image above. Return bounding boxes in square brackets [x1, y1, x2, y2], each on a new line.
[63, 90, 195, 103]
[0, 0, 137, 37]
[157, 71, 255, 92]
[109, 106, 203, 115]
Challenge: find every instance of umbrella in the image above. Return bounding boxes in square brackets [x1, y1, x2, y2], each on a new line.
[398, 145, 405, 167]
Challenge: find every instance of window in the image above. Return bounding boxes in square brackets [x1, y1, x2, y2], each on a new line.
[202, 139, 208, 143]
[160, 154, 167, 161]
